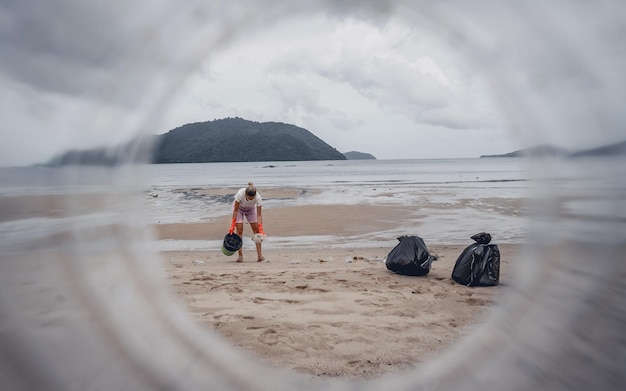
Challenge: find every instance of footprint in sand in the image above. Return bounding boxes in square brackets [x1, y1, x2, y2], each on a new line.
[258, 329, 279, 346]
[309, 287, 330, 293]
[465, 297, 491, 306]
[190, 275, 214, 281]
[412, 286, 432, 294]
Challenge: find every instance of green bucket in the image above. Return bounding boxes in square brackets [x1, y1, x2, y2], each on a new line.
[222, 246, 236, 256]
[222, 233, 242, 256]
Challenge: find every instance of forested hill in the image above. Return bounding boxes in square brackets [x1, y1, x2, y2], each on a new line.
[480, 140, 626, 158]
[152, 118, 346, 163]
[343, 151, 376, 160]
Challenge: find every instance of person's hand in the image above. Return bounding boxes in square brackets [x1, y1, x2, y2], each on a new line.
[229, 218, 236, 234]
[258, 223, 265, 235]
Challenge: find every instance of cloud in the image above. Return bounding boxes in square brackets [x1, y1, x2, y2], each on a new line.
[439, 1, 626, 149]
[0, 0, 205, 165]
[1, 1, 142, 98]
[261, 17, 502, 134]
[0, 1, 624, 165]
[267, 73, 330, 117]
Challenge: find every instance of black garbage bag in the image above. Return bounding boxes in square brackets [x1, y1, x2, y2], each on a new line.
[452, 233, 500, 286]
[385, 235, 434, 276]
[471, 232, 492, 245]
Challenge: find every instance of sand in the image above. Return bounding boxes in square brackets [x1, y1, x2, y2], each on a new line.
[157, 202, 518, 379]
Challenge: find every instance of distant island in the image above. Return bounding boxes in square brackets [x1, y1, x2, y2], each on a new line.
[343, 151, 376, 160]
[152, 118, 345, 163]
[568, 140, 626, 157]
[480, 145, 569, 158]
[46, 117, 349, 165]
[481, 141, 626, 158]
[43, 117, 626, 166]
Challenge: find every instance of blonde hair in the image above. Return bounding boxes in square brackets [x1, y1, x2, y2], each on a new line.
[245, 182, 256, 197]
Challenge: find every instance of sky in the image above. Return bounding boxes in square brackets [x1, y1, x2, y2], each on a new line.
[1, 1, 625, 166]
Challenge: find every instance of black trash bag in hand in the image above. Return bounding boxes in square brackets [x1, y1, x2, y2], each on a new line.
[452, 233, 500, 286]
[385, 235, 434, 276]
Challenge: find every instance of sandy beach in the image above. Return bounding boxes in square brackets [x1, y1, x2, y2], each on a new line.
[157, 200, 518, 379]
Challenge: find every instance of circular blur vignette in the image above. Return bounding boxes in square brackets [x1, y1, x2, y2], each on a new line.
[0, 2, 625, 391]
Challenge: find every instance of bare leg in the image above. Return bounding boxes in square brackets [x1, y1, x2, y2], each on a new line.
[236, 223, 244, 262]
[255, 242, 264, 262]
[250, 222, 265, 262]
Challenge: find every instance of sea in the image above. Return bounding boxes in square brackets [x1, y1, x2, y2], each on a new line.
[2, 156, 625, 252]
[143, 158, 530, 250]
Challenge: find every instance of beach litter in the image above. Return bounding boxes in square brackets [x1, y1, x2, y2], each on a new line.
[385, 235, 434, 276]
[251, 233, 267, 243]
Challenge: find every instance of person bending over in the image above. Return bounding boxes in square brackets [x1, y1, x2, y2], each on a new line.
[230, 182, 265, 262]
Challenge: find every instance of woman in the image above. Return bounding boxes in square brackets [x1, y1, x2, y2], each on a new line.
[229, 182, 265, 262]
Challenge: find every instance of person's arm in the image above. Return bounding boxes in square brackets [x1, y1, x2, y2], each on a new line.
[230, 201, 240, 234]
[232, 201, 240, 220]
[257, 205, 264, 234]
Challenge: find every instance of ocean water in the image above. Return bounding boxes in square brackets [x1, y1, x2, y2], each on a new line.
[144, 158, 530, 249]
[3, 156, 621, 251]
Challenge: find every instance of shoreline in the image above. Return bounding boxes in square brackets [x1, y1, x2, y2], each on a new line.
[154, 202, 524, 250]
[157, 196, 520, 377]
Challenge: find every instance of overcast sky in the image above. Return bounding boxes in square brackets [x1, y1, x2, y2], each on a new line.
[1, 1, 624, 166]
